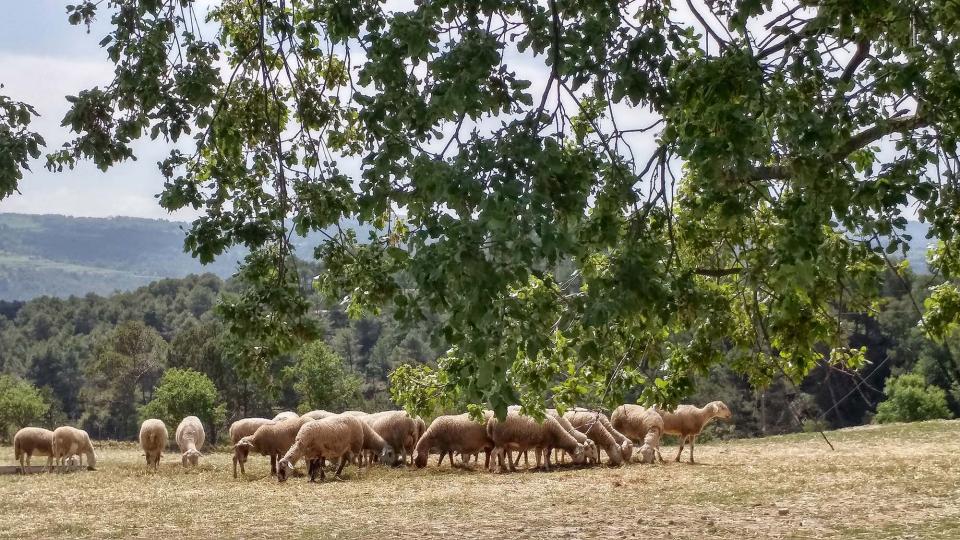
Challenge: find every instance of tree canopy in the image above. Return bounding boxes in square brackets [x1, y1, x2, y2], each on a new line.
[6, 0, 960, 416]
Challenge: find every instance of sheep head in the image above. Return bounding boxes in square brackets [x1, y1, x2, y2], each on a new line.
[638, 444, 655, 464]
[277, 458, 294, 482]
[182, 448, 201, 467]
[234, 438, 253, 464]
[569, 443, 585, 462]
[414, 451, 428, 469]
[710, 401, 733, 421]
[620, 441, 634, 462]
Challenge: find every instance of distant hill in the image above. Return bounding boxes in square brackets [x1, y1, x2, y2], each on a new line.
[0, 212, 935, 301]
[0, 213, 371, 300]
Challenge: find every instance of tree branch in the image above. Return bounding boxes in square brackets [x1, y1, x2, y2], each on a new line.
[749, 114, 927, 181]
[840, 39, 870, 84]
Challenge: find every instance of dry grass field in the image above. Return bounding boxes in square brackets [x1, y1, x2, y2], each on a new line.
[1, 420, 959, 539]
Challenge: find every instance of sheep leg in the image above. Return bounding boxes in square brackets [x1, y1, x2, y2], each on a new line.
[522, 450, 529, 468]
[437, 450, 448, 466]
[484, 449, 491, 470]
[543, 448, 552, 471]
[334, 456, 349, 480]
[689, 435, 696, 464]
[674, 436, 686, 462]
[271, 454, 278, 475]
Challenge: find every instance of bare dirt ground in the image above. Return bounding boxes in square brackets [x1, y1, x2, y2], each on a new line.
[1, 420, 958, 539]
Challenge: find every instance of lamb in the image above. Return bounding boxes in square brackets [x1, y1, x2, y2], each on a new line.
[13, 427, 55, 471]
[563, 410, 628, 466]
[277, 416, 393, 482]
[363, 411, 420, 466]
[175, 416, 206, 468]
[234, 416, 309, 477]
[51, 426, 97, 471]
[486, 411, 586, 472]
[657, 401, 732, 463]
[272, 411, 299, 422]
[611, 404, 664, 464]
[414, 412, 494, 469]
[301, 410, 336, 421]
[139, 419, 168, 470]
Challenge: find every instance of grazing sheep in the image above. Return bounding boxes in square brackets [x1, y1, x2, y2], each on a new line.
[363, 411, 420, 466]
[657, 401, 732, 463]
[611, 404, 664, 464]
[546, 409, 597, 464]
[278, 416, 393, 482]
[594, 411, 635, 462]
[340, 410, 369, 417]
[139, 419, 168, 470]
[414, 412, 494, 469]
[175, 416, 206, 468]
[51, 426, 97, 471]
[563, 410, 627, 466]
[227, 418, 275, 477]
[13, 427, 55, 471]
[234, 416, 309, 477]
[272, 411, 299, 422]
[487, 411, 585, 472]
[301, 410, 336, 421]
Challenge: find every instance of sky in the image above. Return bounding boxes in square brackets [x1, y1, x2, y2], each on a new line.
[0, 2, 208, 220]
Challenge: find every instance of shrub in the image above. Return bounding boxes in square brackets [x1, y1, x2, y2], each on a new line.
[140, 368, 225, 441]
[0, 375, 50, 441]
[284, 341, 362, 413]
[875, 374, 953, 424]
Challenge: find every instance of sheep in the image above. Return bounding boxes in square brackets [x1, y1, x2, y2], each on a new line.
[13, 427, 55, 471]
[486, 411, 586, 472]
[500, 406, 591, 469]
[414, 412, 494, 469]
[51, 426, 97, 471]
[272, 411, 299, 422]
[594, 411, 635, 462]
[563, 410, 627, 466]
[363, 411, 420, 466]
[340, 410, 369, 416]
[234, 416, 309, 477]
[139, 419, 168, 470]
[301, 410, 336, 421]
[175, 416, 206, 468]
[277, 416, 393, 482]
[611, 404, 664, 464]
[228, 417, 275, 478]
[657, 401, 732, 463]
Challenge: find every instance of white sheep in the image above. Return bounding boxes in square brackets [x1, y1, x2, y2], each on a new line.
[272, 411, 300, 422]
[486, 411, 585, 472]
[611, 404, 664, 464]
[51, 426, 97, 471]
[363, 411, 420, 466]
[228, 417, 275, 477]
[414, 412, 494, 469]
[234, 416, 309, 477]
[277, 416, 393, 482]
[301, 410, 336, 421]
[657, 401, 732, 463]
[563, 410, 627, 466]
[13, 427, 55, 471]
[139, 419, 168, 470]
[175, 416, 206, 467]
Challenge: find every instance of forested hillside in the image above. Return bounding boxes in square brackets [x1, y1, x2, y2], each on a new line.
[0, 261, 956, 443]
[0, 270, 442, 441]
[0, 213, 373, 300]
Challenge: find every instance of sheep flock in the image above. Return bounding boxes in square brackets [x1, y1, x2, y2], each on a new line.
[9, 401, 732, 482]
